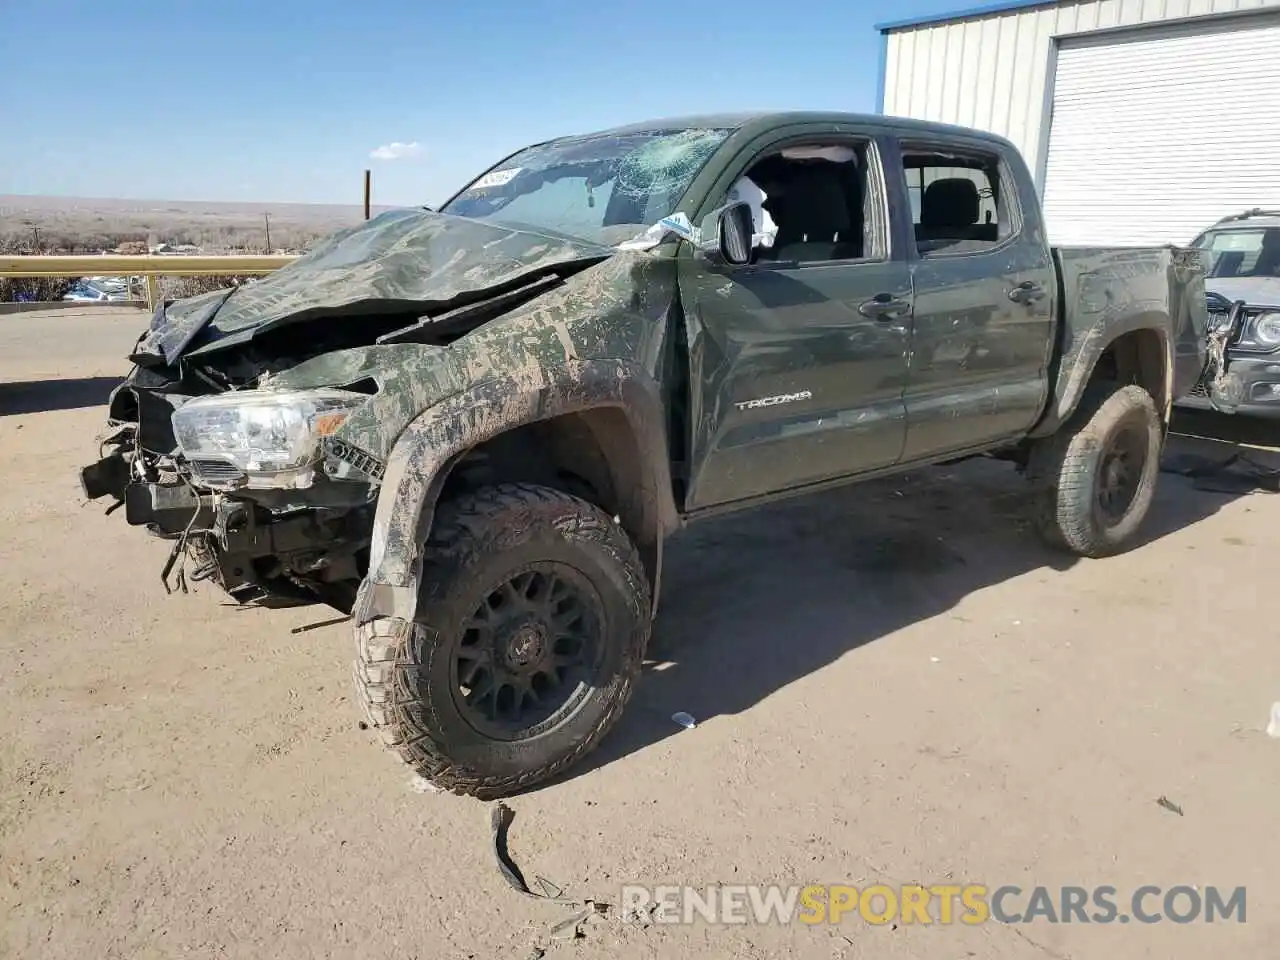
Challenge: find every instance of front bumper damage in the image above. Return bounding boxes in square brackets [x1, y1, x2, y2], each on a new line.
[76, 208, 637, 617]
[1178, 297, 1268, 416]
[80, 412, 375, 613]
[1179, 355, 1280, 417]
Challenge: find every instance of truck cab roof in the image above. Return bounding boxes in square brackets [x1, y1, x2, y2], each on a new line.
[542, 111, 1020, 151]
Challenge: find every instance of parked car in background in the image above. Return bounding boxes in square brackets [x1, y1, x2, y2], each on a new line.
[62, 276, 131, 303]
[1182, 210, 1280, 418]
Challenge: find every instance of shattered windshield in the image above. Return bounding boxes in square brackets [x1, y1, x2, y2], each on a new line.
[440, 127, 731, 247]
[1196, 227, 1280, 278]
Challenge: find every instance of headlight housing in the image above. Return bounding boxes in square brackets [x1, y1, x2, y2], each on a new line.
[171, 388, 368, 490]
[1240, 311, 1280, 351]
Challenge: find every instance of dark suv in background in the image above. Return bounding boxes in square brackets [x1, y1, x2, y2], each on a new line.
[1183, 209, 1280, 418]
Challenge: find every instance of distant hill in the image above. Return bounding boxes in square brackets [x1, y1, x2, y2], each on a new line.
[0, 194, 408, 254]
[0, 193, 402, 220]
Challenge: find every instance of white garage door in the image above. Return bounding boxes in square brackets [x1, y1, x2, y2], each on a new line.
[1042, 16, 1280, 247]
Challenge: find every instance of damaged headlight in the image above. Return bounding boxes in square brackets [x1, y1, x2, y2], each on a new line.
[1239, 311, 1280, 351]
[171, 388, 368, 489]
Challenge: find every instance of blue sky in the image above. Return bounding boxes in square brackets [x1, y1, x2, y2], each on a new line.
[1, 0, 969, 206]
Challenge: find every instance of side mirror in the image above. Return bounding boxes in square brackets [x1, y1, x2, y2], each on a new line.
[697, 201, 754, 267]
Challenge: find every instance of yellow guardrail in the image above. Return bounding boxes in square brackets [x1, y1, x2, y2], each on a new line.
[0, 254, 298, 309]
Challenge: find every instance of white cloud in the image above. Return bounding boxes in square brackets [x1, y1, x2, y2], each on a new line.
[369, 141, 423, 161]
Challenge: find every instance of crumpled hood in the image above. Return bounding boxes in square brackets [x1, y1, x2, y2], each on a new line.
[1206, 276, 1280, 309]
[134, 207, 615, 365]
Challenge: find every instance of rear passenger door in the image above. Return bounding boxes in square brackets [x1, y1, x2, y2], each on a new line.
[889, 138, 1055, 461]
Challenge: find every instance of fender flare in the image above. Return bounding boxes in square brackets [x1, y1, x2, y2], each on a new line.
[353, 357, 680, 626]
[1029, 307, 1173, 439]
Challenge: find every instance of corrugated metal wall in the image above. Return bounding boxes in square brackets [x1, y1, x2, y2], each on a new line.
[882, 0, 1280, 188]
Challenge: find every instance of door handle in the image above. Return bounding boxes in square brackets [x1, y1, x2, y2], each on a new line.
[858, 293, 911, 320]
[1007, 280, 1045, 304]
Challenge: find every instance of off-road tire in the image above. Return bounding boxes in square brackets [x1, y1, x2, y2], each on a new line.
[1028, 382, 1163, 558]
[353, 482, 651, 799]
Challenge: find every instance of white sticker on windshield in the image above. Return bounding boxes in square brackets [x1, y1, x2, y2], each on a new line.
[656, 213, 696, 240]
[616, 212, 699, 251]
[469, 167, 522, 190]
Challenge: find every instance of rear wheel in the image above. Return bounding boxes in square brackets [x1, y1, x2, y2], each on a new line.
[1028, 382, 1163, 558]
[354, 482, 651, 799]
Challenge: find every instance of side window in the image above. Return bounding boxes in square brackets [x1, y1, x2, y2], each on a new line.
[899, 145, 1016, 256]
[724, 140, 880, 265]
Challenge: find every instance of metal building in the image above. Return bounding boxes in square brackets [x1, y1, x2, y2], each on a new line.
[877, 0, 1280, 246]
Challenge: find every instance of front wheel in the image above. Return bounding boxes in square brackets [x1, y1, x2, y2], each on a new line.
[1028, 382, 1163, 558]
[353, 483, 651, 799]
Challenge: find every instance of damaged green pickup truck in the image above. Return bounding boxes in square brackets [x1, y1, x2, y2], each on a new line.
[81, 112, 1211, 798]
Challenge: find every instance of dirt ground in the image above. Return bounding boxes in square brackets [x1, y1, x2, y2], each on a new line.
[1, 307, 1277, 959]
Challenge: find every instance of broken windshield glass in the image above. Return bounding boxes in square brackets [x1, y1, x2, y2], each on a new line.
[440, 127, 731, 247]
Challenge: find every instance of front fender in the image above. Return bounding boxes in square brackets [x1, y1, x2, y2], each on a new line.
[353, 357, 679, 626]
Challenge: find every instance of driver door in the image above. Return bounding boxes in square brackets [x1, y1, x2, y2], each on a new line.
[677, 129, 912, 512]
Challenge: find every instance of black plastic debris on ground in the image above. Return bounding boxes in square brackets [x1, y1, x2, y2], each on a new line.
[490, 802, 611, 944]
[1156, 795, 1185, 817]
[490, 802, 573, 902]
[1160, 451, 1280, 495]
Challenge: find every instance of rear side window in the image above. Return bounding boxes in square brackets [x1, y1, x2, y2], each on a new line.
[898, 146, 1018, 256]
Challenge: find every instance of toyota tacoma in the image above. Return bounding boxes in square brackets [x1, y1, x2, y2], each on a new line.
[80, 112, 1211, 798]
